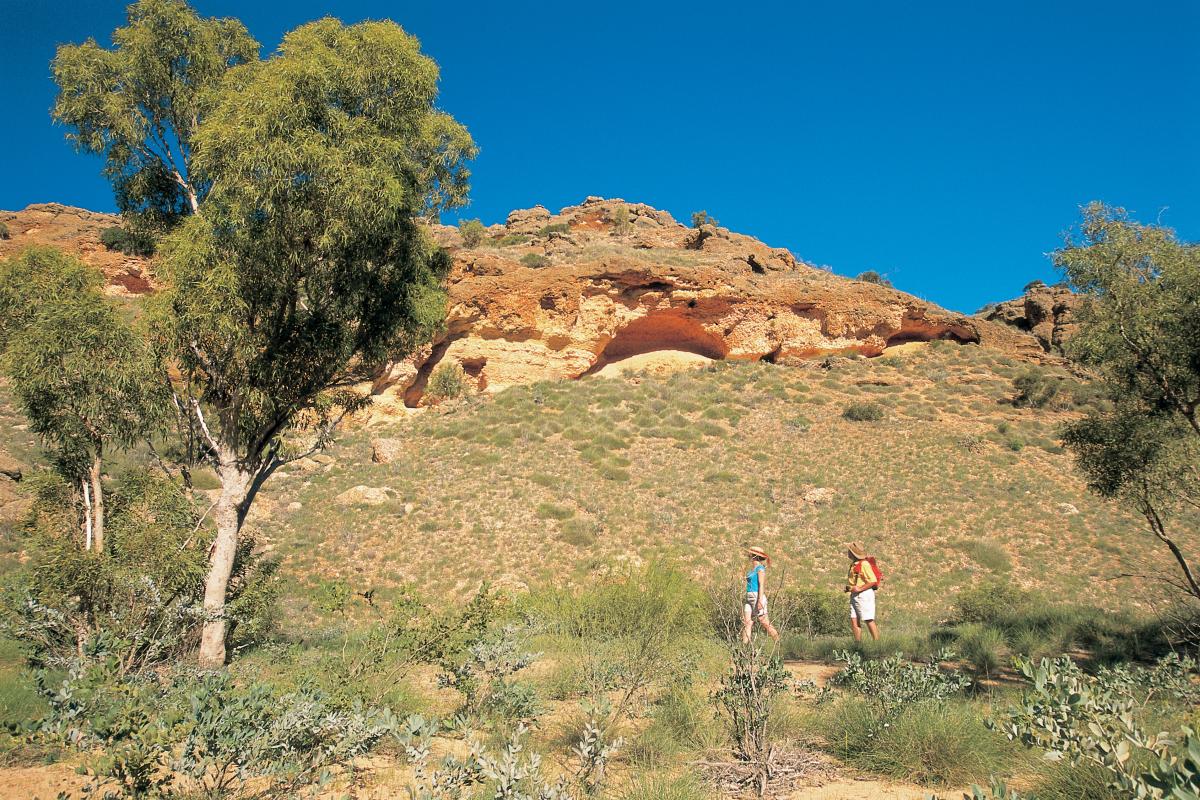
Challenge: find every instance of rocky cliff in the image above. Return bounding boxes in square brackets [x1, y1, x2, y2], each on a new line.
[976, 280, 1084, 353]
[0, 197, 1045, 407]
[382, 197, 1042, 404]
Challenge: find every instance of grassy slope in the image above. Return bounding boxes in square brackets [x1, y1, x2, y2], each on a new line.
[244, 340, 1154, 636]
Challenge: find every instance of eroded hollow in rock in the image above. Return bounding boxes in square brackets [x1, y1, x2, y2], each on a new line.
[584, 313, 729, 375]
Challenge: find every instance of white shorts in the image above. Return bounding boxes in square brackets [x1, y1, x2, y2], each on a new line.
[744, 592, 768, 619]
[850, 588, 876, 622]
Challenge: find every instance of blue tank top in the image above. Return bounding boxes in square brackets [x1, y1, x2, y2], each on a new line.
[746, 564, 764, 593]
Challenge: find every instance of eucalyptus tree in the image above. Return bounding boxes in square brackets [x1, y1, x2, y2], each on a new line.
[0, 248, 165, 552]
[52, 0, 258, 226]
[154, 18, 475, 666]
[1058, 203, 1200, 603]
[55, 2, 474, 666]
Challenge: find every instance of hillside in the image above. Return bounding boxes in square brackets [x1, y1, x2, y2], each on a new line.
[228, 339, 1155, 630]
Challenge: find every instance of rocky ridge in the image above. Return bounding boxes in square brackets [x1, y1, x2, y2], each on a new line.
[0, 197, 1046, 408]
[976, 280, 1084, 353]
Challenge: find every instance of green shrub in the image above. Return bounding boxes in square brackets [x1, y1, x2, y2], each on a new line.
[616, 772, 715, 800]
[1033, 760, 1127, 800]
[538, 222, 570, 237]
[691, 210, 718, 228]
[954, 581, 1028, 625]
[787, 587, 845, 638]
[1012, 368, 1065, 408]
[495, 233, 530, 246]
[559, 518, 598, 547]
[3, 471, 276, 674]
[458, 218, 486, 247]
[536, 502, 574, 520]
[955, 623, 1009, 680]
[0, 221, 9, 240]
[611, 206, 632, 236]
[826, 649, 972, 719]
[520, 252, 550, 268]
[842, 401, 886, 421]
[98, 225, 155, 256]
[852, 699, 1017, 786]
[856, 270, 893, 287]
[425, 360, 467, 401]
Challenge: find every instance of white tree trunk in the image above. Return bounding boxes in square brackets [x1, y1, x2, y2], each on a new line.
[89, 455, 105, 553]
[82, 478, 93, 551]
[197, 461, 252, 667]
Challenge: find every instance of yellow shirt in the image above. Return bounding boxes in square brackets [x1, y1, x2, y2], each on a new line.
[847, 559, 878, 590]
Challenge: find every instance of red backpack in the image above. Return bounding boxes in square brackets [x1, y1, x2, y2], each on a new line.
[857, 557, 885, 592]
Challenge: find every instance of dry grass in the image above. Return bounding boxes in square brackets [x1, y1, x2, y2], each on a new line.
[239, 342, 1155, 633]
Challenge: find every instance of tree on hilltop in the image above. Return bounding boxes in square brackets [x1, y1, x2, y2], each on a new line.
[1058, 203, 1200, 608]
[53, 3, 476, 666]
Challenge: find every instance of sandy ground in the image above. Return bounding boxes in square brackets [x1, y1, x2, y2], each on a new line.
[591, 349, 715, 379]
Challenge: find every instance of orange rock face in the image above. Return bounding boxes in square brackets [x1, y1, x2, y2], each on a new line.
[388, 198, 1043, 404]
[0, 203, 156, 296]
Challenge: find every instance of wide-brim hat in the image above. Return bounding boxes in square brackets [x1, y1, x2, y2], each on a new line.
[746, 546, 770, 565]
[847, 541, 868, 560]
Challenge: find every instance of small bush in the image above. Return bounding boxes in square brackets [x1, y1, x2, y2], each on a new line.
[520, 252, 551, 268]
[787, 587, 845, 638]
[954, 581, 1028, 625]
[495, 233, 530, 246]
[98, 225, 155, 256]
[536, 502, 574, 520]
[955, 623, 1009, 679]
[426, 360, 467, 401]
[0, 221, 9, 240]
[616, 772, 715, 800]
[843, 401, 886, 422]
[538, 222, 570, 237]
[611, 206, 632, 236]
[853, 700, 1017, 786]
[458, 218, 486, 247]
[856, 270, 893, 287]
[1012, 369, 1065, 408]
[559, 518, 598, 547]
[691, 210, 718, 228]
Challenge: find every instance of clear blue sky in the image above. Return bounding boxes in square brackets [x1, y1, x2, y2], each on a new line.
[2, 1, 1197, 312]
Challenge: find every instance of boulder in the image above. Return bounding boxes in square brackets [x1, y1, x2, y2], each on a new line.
[335, 485, 392, 506]
[371, 438, 404, 464]
[977, 281, 1084, 353]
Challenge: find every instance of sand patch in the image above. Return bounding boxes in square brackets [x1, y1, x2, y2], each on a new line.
[590, 349, 715, 379]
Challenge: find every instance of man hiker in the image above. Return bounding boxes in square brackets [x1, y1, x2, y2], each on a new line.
[844, 541, 880, 642]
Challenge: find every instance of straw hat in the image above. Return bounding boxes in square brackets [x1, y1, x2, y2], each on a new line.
[746, 546, 771, 565]
[847, 541, 868, 560]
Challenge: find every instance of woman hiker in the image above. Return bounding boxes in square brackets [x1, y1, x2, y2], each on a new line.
[742, 546, 780, 644]
[845, 541, 881, 642]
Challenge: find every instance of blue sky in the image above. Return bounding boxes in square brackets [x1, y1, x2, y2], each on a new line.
[2, 1, 1197, 312]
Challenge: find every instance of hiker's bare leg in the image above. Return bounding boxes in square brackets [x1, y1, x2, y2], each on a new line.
[741, 610, 753, 644]
[759, 615, 780, 642]
[866, 620, 879, 641]
[850, 615, 862, 642]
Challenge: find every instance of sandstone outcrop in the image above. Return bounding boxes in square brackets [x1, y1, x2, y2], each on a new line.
[377, 197, 1044, 405]
[0, 203, 155, 296]
[977, 280, 1084, 353]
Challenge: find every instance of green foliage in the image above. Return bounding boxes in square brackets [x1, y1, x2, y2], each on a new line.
[0, 221, 9, 239]
[52, 0, 260, 227]
[829, 699, 1014, 787]
[538, 222, 570, 237]
[615, 773, 714, 800]
[955, 581, 1027, 625]
[2, 470, 277, 673]
[610, 206, 632, 237]
[842, 401, 886, 421]
[786, 587, 845, 638]
[458, 218, 486, 247]
[520, 252, 551, 268]
[998, 654, 1200, 798]
[32, 659, 397, 799]
[99, 226, 156, 256]
[495, 233, 530, 246]
[690, 210, 718, 228]
[954, 623, 1009, 680]
[427, 361, 468, 402]
[825, 649, 972, 722]
[437, 624, 539, 724]
[856, 270, 893, 287]
[404, 724, 577, 800]
[1012, 369, 1065, 408]
[712, 648, 791, 764]
[0, 248, 165, 485]
[1057, 202, 1200, 603]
